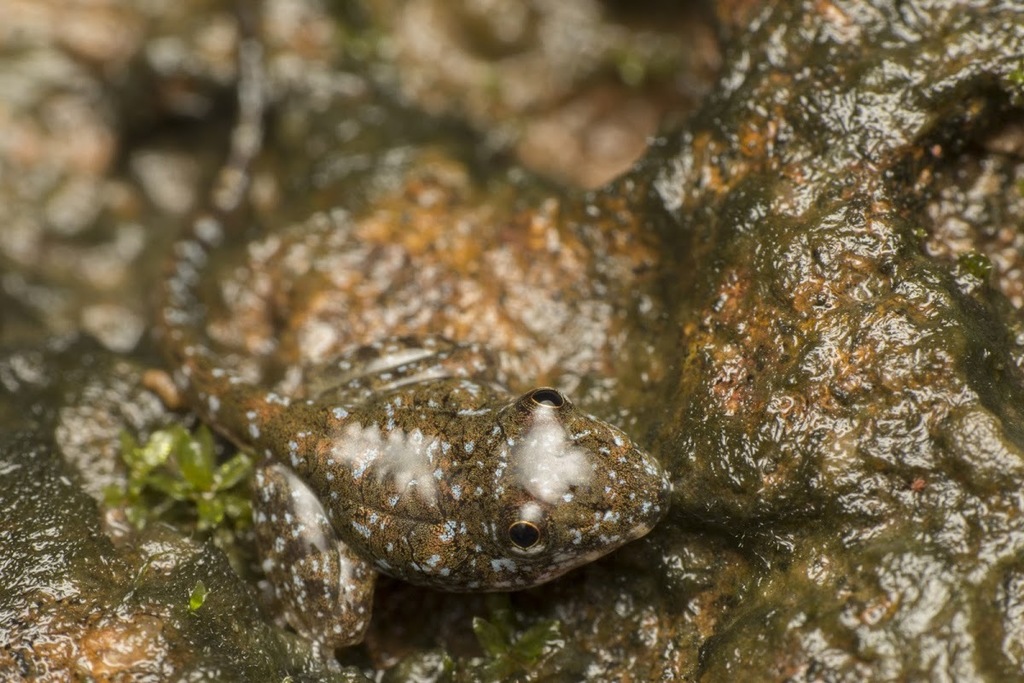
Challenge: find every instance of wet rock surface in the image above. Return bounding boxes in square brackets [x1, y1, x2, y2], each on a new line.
[2, 0, 1024, 680]
[625, 2, 1024, 679]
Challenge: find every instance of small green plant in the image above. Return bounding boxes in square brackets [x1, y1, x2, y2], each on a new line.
[1009, 69, 1024, 107]
[189, 580, 208, 612]
[957, 250, 992, 280]
[469, 595, 563, 681]
[106, 424, 252, 535]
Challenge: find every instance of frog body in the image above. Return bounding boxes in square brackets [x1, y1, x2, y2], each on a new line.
[159, 190, 670, 652]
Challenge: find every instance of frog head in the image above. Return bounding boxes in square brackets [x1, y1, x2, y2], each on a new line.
[472, 386, 671, 590]
[328, 381, 670, 592]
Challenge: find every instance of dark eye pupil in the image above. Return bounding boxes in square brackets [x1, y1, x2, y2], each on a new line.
[530, 388, 564, 408]
[508, 521, 541, 549]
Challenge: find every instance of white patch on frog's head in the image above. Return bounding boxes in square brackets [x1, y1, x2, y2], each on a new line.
[512, 410, 592, 504]
[330, 422, 439, 506]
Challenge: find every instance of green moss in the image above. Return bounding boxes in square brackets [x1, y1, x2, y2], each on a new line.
[465, 595, 563, 681]
[957, 250, 993, 280]
[106, 425, 252, 539]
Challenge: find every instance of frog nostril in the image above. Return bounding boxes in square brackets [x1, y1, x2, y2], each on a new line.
[529, 388, 564, 408]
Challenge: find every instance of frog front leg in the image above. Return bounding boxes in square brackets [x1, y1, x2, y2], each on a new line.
[253, 462, 376, 654]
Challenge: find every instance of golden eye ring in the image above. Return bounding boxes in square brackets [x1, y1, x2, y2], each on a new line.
[529, 388, 564, 408]
[508, 520, 542, 549]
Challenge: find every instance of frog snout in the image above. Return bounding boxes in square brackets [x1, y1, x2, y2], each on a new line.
[629, 455, 672, 537]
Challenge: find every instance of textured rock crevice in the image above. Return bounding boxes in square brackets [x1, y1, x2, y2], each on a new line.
[620, 2, 1024, 679]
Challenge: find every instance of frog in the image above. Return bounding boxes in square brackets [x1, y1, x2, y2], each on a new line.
[154, 40, 671, 657]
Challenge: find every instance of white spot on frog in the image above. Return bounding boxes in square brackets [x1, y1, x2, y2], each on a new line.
[491, 558, 517, 573]
[512, 410, 592, 504]
[265, 392, 290, 406]
[439, 520, 457, 543]
[246, 410, 260, 439]
[329, 422, 440, 506]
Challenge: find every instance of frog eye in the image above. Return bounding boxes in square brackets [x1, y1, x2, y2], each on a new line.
[508, 520, 542, 549]
[529, 388, 565, 408]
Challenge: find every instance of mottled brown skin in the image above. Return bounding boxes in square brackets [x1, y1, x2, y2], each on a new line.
[201, 160, 662, 407]
[159, 216, 671, 652]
